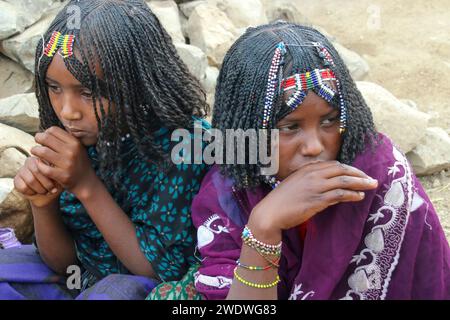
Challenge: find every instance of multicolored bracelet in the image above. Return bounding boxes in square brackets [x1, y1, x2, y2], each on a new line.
[241, 225, 282, 257]
[233, 267, 280, 289]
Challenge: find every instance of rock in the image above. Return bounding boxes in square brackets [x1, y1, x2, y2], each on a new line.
[260, 0, 310, 24]
[333, 42, 370, 80]
[0, 147, 27, 178]
[432, 177, 441, 188]
[0, 178, 33, 244]
[211, 0, 268, 28]
[356, 81, 430, 153]
[406, 127, 450, 176]
[187, 3, 239, 67]
[1, 13, 56, 72]
[0, 0, 56, 40]
[0, 2, 24, 40]
[0, 54, 34, 99]
[0, 122, 37, 156]
[0, 93, 40, 134]
[200, 66, 219, 94]
[147, 0, 185, 44]
[175, 43, 208, 81]
[179, 0, 206, 18]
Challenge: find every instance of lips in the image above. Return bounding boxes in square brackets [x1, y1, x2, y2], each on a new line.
[67, 127, 88, 138]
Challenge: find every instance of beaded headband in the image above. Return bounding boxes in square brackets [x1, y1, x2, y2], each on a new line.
[43, 31, 75, 58]
[261, 41, 347, 133]
[281, 68, 337, 109]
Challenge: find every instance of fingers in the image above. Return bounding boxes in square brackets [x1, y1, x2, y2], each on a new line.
[14, 175, 36, 196]
[36, 159, 65, 184]
[319, 162, 371, 179]
[322, 188, 367, 204]
[35, 130, 66, 153]
[323, 175, 378, 193]
[17, 164, 48, 194]
[43, 126, 74, 144]
[31, 146, 62, 168]
[32, 160, 59, 194]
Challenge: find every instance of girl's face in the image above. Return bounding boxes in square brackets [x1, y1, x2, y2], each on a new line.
[45, 53, 108, 146]
[275, 90, 343, 180]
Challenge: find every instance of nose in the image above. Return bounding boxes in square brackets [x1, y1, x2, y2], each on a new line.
[299, 129, 324, 158]
[59, 95, 82, 122]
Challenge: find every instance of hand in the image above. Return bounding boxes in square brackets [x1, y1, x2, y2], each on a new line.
[250, 161, 379, 232]
[14, 157, 62, 208]
[30, 126, 97, 197]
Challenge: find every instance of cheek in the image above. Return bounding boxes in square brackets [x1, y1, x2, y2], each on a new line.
[277, 135, 299, 176]
[322, 130, 342, 159]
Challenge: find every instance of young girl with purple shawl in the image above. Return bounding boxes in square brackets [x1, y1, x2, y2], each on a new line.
[188, 21, 450, 300]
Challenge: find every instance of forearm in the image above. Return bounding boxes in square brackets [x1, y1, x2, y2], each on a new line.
[76, 177, 156, 278]
[226, 213, 282, 300]
[32, 201, 77, 275]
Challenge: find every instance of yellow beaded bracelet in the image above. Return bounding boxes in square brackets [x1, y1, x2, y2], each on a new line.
[233, 267, 280, 289]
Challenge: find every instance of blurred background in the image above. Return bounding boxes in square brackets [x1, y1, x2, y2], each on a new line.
[0, 0, 449, 243]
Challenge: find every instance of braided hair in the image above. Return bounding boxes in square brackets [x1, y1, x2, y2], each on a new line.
[35, 0, 209, 189]
[212, 21, 378, 189]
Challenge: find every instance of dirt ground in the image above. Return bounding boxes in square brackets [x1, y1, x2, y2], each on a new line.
[297, 0, 450, 239]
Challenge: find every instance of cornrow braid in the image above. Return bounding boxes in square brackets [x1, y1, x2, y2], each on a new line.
[212, 21, 378, 189]
[34, 0, 209, 190]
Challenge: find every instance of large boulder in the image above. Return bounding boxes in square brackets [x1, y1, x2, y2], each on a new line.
[175, 43, 208, 81]
[0, 54, 34, 99]
[0, 14, 56, 72]
[0, 122, 37, 155]
[187, 3, 239, 67]
[0, 93, 40, 134]
[147, 0, 185, 44]
[0, 147, 27, 179]
[0, 178, 33, 244]
[0, 0, 55, 40]
[179, 0, 206, 18]
[406, 127, 450, 176]
[0, 2, 25, 40]
[210, 0, 268, 28]
[356, 81, 430, 153]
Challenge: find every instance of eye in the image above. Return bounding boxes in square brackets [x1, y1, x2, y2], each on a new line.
[321, 115, 339, 127]
[46, 83, 61, 94]
[278, 123, 301, 133]
[81, 89, 93, 99]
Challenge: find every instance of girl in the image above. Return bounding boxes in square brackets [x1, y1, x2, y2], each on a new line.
[0, 0, 209, 299]
[188, 21, 450, 300]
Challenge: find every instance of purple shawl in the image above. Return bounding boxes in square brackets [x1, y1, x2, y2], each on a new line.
[191, 134, 450, 300]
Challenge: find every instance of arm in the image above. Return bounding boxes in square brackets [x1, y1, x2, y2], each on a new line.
[74, 174, 157, 278]
[31, 127, 156, 278]
[31, 200, 77, 275]
[13, 156, 76, 275]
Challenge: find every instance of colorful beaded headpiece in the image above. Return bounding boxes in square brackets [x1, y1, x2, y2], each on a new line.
[43, 31, 75, 58]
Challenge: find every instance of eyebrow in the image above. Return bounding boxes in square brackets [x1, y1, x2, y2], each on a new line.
[45, 77, 87, 89]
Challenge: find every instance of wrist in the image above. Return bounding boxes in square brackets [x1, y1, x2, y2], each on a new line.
[31, 197, 59, 211]
[247, 207, 282, 245]
[71, 171, 102, 203]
